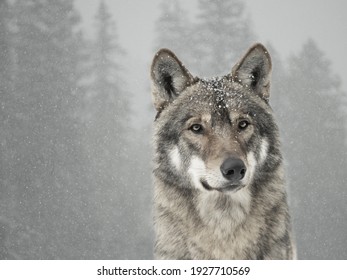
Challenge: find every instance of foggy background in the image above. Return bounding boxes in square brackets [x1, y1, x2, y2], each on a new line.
[0, 0, 346, 259]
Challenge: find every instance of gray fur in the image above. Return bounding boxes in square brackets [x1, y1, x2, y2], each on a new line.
[150, 43, 295, 260]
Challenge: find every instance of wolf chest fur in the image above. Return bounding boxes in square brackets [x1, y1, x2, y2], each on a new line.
[150, 43, 295, 259]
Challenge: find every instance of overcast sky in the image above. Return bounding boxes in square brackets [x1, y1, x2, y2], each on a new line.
[75, 0, 347, 90]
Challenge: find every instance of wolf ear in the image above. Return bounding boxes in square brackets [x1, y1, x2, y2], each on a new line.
[231, 43, 272, 101]
[151, 49, 194, 111]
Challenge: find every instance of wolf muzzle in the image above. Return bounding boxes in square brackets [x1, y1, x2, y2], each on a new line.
[220, 157, 246, 182]
[201, 157, 247, 192]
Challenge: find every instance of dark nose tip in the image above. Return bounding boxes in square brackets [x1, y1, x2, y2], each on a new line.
[220, 157, 246, 181]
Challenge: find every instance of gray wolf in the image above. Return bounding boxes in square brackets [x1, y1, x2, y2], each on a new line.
[150, 43, 295, 259]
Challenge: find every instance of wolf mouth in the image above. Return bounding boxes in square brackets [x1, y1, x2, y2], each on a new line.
[200, 180, 243, 193]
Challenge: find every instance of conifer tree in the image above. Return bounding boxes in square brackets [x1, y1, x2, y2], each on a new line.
[285, 39, 347, 259]
[194, 0, 255, 76]
[0, 0, 10, 95]
[0, 0, 11, 183]
[84, 0, 135, 258]
[155, 0, 255, 76]
[154, 0, 191, 54]
[0, 0, 16, 259]
[8, 0, 90, 259]
[154, 0, 206, 77]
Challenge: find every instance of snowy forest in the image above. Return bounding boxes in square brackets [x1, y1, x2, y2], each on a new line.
[0, 0, 346, 259]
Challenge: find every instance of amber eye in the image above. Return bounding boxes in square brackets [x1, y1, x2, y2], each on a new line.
[190, 124, 204, 134]
[238, 120, 249, 130]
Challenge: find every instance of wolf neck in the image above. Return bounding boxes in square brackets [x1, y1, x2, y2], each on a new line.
[196, 187, 252, 232]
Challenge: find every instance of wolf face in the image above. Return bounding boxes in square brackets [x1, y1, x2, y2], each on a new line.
[150, 44, 295, 260]
[151, 44, 280, 195]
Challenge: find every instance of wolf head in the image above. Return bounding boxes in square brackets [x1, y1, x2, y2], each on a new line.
[151, 44, 282, 194]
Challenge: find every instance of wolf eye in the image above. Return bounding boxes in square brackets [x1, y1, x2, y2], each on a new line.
[238, 120, 249, 130]
[190, 124, 204, 134]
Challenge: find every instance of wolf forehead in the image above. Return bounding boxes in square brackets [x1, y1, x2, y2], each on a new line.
[184, 76, 256, 110]
[162, 76, 266, 122]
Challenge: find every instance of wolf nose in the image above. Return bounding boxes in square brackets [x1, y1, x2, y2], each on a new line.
[220, 158, 247, 181]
